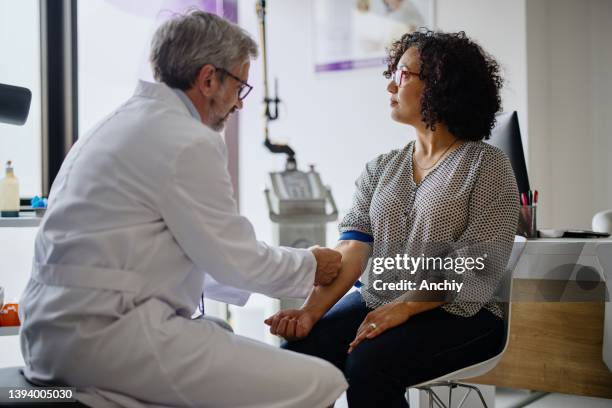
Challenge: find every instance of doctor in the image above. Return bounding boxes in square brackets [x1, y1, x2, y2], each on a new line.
[19, 10, 348, 408]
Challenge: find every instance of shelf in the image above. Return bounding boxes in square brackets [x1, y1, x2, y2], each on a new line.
[0, 326, 19, 336]
[0, 213, 42, 228]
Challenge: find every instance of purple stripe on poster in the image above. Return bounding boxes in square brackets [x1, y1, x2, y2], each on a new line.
[315, 57, 386, 73]
[104, 0, 235, 21]
[160, 0, 236, 21]
[223, 0, 238, 23]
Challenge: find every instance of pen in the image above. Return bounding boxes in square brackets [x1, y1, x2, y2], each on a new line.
[527, 190, 532, 206]
[521, 192, 527, 207]
[534, 190, 538, 205]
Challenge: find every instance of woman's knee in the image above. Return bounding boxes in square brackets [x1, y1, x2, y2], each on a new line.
[344, 343, 384, 385]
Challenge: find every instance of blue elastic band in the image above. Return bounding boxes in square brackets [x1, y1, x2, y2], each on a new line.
[338, 230, 374, 243]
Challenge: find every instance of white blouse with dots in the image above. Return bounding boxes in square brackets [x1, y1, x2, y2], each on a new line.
[339, 140, 520, 318]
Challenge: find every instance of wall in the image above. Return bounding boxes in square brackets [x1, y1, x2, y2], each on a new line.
[0, 0, 42, 197]
[527, 0, 612, 229]
[436, 0, 528, 156]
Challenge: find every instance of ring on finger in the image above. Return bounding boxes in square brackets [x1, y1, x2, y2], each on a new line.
[369, 322, 377, 330]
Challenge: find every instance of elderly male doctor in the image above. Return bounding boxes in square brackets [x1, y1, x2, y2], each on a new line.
[19, 11, 348, 408]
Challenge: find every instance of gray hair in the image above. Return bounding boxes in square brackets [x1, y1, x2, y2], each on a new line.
[150, 11, 258, 90]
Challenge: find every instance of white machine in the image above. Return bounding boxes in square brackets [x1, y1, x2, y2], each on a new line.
[264, 165, 338, 249]
[264, 166, 338, 310]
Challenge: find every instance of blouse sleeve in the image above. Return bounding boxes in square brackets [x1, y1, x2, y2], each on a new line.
[338, 156, 381, 238]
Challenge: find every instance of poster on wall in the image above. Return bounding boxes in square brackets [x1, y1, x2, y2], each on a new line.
[313, 0, 435, 72]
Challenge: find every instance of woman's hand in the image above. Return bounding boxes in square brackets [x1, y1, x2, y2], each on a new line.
[348, 302, 412, 353]
[264, 309, 318, 341]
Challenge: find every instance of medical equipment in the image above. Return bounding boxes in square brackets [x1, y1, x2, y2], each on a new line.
[257, 0, 338, 309]
[265, 164, 338, 249]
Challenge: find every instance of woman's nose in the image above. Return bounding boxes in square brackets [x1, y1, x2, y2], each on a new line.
[387, 80, 398, 94]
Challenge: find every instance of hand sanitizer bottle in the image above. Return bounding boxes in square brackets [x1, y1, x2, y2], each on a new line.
[0, 161, 20, 217]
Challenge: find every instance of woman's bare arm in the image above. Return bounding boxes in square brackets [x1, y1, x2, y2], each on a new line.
[301, 240, 372, 320]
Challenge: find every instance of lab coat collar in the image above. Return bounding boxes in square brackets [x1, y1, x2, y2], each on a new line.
[172, 88, 202, 121]
[134, 80, 195, 120]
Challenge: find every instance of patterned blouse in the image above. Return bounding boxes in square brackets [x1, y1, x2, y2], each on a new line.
[339, 140, 520, 318]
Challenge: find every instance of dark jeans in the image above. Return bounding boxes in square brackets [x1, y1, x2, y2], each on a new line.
[282, 291, 503, 408]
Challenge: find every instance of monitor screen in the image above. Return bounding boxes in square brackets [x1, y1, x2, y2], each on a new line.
[486, 111, 530, 194]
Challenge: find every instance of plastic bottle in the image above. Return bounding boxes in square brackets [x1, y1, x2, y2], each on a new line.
[0, 160, 20, 217]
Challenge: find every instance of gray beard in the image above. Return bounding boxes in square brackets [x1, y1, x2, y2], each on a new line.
[211, 119, 225, 132]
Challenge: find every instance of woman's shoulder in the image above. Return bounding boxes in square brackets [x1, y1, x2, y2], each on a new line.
[464, 140, 512, 167]
[365, 142, 412, 171]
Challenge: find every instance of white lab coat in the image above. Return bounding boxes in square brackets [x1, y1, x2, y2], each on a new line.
[19, 81, 347, 408]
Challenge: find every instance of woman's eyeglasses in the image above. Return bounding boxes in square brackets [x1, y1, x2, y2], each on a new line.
[216, 67, 253, 100]
[392, 68, 420, 87]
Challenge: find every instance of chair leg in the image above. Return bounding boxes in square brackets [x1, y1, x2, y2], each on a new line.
[430, 390, 447, 408]
[416, 382, 489, 408]
[456, 388, 472, 408]
[422, 387, 449, 408]
[457, 384, 488, 408]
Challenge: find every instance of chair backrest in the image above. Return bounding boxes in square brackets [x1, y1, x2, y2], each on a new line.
[407, 236, 529, 388]
[496, 236, 527, 354]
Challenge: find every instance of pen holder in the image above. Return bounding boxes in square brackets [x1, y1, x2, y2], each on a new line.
[518, 205, 537, 238]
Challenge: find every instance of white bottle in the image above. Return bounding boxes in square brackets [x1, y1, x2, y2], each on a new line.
[0, 161, 20, 217]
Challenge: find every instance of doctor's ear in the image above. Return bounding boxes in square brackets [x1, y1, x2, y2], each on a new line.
[195, 64, 218, 97]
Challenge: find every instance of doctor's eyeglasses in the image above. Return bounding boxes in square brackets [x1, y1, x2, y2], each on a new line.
[216, 67, 253, 100]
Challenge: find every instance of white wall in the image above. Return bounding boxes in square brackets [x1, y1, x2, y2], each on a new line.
[527, 0, 612, 229]
[436, 0, 528, 157]
[0, 0, 42, 197]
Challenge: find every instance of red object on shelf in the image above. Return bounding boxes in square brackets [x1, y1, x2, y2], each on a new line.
[0, 303, 20, 327]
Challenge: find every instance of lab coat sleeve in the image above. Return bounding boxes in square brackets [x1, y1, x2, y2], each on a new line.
[158, 136, 316, 299]
[203, 273, 251, 306]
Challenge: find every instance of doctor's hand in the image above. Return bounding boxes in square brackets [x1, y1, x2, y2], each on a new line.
[310, 246, 342, 286]
[264, 309, 317, 341]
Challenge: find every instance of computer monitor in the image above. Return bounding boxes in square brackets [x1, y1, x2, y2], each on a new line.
[486, 111, 530, 194]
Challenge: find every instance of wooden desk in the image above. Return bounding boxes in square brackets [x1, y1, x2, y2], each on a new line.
[471, 279, 612, 399]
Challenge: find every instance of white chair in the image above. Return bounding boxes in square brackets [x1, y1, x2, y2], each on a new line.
[409, 236, 527, 408]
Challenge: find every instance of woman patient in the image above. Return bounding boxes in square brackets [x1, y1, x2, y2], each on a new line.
[265, 30, 520, 408]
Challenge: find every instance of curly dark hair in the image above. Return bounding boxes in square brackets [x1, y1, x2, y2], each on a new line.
[384, 29, 503, 140]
